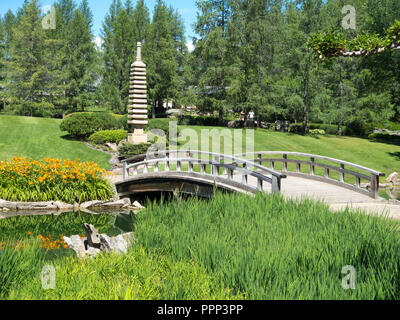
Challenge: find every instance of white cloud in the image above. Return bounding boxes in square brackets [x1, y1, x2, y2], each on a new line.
[93, 36, 103, 49]
[187, 41, 195, 52]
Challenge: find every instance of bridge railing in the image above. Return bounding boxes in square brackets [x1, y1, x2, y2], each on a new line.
[235, 151, 385, 199]
[122, 150, 287, 193]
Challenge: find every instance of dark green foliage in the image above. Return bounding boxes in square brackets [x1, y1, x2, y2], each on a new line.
[309, 123, 347, 136]
[289, 124, 304, 134]
[60, 112, 119, 139]
[88, 130, 127, 145]
[308, 21, 400, 58]
[118, 142, 152, 159]
[368, 132, 400, 145]
[345, 118, 375, 137]
[178, 115, 227, 127]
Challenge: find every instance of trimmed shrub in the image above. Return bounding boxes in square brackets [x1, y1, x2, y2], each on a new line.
[118, 143, 152, 159]
[60, 112, 120, 139]
[368, 133, 400, 145]
[308, 123, 346, 135]
[345, 119, 374, 137]
[88, 130, 128, 145]
[118, 142, 168, 160]
[289, 124, 304, 134]
[309, 129, 326, 136]
[178, 115, 227, 127]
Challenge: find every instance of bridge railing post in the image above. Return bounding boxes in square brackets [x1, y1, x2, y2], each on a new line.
[340, 164, 345, 182]
[242, 163, 248, 185]
[257, 153, 262, 166]
[282, 154, 288, 172]
[123, 162, 128, 180]
[310, 157, 315, 176]
[212, 156, 219, 176]
[271, 175, 281, 193]
[370, 174, 379, 199]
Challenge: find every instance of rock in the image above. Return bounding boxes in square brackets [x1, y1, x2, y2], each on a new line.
[54, 201, 74, 210]
[106, 143, 118, 152]
[84, 223, 102, 249]
[63, 235, 87, 259]
[118, 139, 128, 148]
[120, 198, 131, 208]
[101, 200, 126, 208]
[16, 202, 57, 211]
[80, 200, 103, 209]
[64, 223, 135, 259]
[0, 199, 17, 210]
[86, 247, 102, 259]
[110, 154, 120, 165]
[260, 122, 270, 129]
[2, 207, 10, 212]
[132, 201, 144, 209]
[387, 172, 399, 184]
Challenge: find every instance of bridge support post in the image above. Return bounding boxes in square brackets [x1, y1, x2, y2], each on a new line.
[370, 174, 379, 199]
[123, 162, 128, 180]
[271, 176, 281, 194]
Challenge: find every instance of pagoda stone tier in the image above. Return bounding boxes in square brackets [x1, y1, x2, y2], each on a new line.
[128, 42, 148, 145]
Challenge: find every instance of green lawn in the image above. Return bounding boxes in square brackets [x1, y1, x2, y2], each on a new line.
[179, 126, 400, 176]
[0, 115, 399, 176]
[0, 115, 111, 169]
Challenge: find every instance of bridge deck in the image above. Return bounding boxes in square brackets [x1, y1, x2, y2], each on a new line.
[111, 173, 400, 220]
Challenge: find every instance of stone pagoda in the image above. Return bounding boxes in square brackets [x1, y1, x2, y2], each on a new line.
[128, 42, 148, 144]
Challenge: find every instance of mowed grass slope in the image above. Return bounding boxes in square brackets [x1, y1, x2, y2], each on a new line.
[179, 126, 400, 176]
[0, 115, 111, 169]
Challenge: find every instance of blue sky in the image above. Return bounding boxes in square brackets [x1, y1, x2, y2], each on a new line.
[0, 0, 198, 43]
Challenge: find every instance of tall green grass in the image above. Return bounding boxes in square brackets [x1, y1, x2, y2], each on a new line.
[0, 212, 119, 242]
[135, 192, 400, 299]
[7, 246, 242, 300]
[5, 192, 400, 300]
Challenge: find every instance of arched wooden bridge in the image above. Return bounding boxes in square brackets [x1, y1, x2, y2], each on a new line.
[115, 150, 386, 200]
[114, 150, 400, 218]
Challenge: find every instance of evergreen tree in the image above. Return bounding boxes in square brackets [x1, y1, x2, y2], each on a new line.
[100, 0, 138, 114]
[194, 0, 235, 124]
[144, 0, 179, 118]
[5, 0, 55, 117]
[65, 0, 97, 112]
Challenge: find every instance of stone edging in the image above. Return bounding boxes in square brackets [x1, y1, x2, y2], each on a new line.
[0, 198, 144, 213]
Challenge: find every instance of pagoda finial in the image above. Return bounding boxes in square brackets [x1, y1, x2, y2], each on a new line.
[136, 42, 142, 61]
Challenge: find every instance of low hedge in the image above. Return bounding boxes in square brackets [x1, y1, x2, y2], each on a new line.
[178, 115, 227, 127]
[60, 112, 120, 139]
[308, 123, 346, 135]
[88, 130, 128, 145]
[368, 133, 400, 145]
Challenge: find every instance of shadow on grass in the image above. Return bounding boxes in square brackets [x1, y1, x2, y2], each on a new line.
[60, 134, 85, 142]
[388, 151, 400, 161]
[369, 137, 400, 147]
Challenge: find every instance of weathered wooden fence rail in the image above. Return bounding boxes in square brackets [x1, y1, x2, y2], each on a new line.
[235, 151, 385, 199]
[122, 150, 286, 194]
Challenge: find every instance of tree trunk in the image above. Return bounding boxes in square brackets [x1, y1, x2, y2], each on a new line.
[152, 101, 156, 119]
[338, 65, 344, 136]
